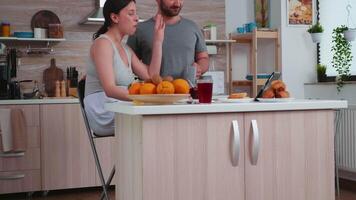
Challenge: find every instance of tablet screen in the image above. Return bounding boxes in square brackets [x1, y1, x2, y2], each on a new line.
[255, 72, 281, 100]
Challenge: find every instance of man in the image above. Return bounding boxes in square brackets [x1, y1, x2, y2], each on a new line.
[127, 0, 209, 80]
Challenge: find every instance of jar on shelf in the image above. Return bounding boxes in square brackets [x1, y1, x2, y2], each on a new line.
[1, 22, 11, 37]
[48, 23, 63, 38]
[203, 23, 217, 40]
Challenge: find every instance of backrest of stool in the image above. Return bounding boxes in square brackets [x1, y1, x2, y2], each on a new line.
[78, 79, 86, 108]
[77, 78, 100, 138]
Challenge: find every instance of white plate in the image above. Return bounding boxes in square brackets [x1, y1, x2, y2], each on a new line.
[218, 97, 254, 103]
[257, 98, 295, 102]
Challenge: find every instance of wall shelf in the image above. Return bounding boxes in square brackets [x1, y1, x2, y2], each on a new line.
[205, 39, 236, 44]
[232, 79, 267, 87]
[229, 29, 281, 96]
[0, 37, 66, 55]
[0, 37, 66, 42]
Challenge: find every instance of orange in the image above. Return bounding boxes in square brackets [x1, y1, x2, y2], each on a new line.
[128, 82, 142, 95]
[156, 81, 175, 94]
[139, 83, 157, 94]
[172, 79, 190, 94]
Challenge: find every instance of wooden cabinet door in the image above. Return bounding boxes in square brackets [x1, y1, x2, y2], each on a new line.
[40, 104, 97, 190]
[244, 111, 335, 200]
[121, 113, 244, 200]
[0, 105, 41, 194]
[206, 113, 245, 200]
[141, 114, 208, 200]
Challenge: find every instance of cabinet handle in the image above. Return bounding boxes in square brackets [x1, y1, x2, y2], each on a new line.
[251, 120, 260, 165]
[0, 152, 25, 158]
[230, 120, 240, 167]
[0, 174, 25, 180]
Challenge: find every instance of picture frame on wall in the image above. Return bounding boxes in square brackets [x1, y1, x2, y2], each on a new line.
[287, 0, 315, 26]
[255, 0, 270, 28]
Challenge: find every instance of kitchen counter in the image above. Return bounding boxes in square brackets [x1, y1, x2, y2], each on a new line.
[107, 99, 346, 200]
[105, 99, 347, 115]
[0, 98, 79, 105]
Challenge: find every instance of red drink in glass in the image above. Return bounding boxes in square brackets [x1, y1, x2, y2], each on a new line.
[197, 82, 213, 103]
[189, 87, 199, 99]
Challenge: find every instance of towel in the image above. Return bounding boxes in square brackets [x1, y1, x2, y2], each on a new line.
[0, 109, 13, 152]
[10, 109, 27, 152]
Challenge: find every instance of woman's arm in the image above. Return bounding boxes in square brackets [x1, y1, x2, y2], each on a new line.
[91, 39, 131, 101]
[131, 14, 165, 80]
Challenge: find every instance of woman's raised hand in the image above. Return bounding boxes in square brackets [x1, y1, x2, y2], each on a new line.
[154, 14, 165, 44]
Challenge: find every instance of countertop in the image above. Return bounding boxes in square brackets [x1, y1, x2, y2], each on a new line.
[105, 99, 348, 115]
[0, 98, 79, 105]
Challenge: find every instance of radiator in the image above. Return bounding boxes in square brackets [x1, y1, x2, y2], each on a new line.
[336, 105, 356, 172]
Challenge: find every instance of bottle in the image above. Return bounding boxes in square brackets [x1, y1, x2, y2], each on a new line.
[60, 80, 66, 97]
[1, 22, 10, 37]
[55, 80, 60, 97]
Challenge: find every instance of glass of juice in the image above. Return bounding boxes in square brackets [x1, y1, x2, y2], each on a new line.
[197, 76, 213, 103]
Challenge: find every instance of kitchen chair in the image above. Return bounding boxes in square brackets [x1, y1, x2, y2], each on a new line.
[77, 78, 115, 200]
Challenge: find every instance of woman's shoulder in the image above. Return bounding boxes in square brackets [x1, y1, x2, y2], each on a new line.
[90, 35, 115, 57]
[94, 34, 112, 45]
[92, 35, 114, 50]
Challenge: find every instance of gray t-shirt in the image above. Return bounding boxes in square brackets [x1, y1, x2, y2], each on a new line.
[127, 17, 207, 79]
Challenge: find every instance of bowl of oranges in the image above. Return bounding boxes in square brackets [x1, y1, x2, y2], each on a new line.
[127, 75, 191, 104]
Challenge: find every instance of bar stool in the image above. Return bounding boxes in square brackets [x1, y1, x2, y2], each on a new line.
[77, 78, 115, 200]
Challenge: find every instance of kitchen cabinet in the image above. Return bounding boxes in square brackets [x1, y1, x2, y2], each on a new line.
[0, 102, 114, 194]
[244, 111, 334, 200]
[40, 104, 114, 190]
[116, 110, 334, 200]
[0, 105, 41, 194]
[230, 29, 281, 96]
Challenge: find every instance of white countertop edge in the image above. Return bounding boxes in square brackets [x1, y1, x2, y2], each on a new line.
[105, 100, 348, 115]
[0, 98, 79, 105]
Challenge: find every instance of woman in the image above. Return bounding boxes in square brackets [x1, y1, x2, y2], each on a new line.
[84, 0, 165, 136]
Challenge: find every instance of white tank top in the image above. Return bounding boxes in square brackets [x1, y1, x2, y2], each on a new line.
[85, 34, 135, 97]
[84, 34, 136, 136]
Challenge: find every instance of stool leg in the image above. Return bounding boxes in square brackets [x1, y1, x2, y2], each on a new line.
[100, 167, 115, 200]
[336, 165, 340, 196]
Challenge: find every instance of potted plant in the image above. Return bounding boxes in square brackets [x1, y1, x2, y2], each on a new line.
[307, 22, 324, 43]
[316, 64, 327, 82]
[332, 25, 353, 92]
[343, 27, 356, 42]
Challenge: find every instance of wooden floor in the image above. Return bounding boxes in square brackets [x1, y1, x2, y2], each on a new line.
[0, 187, 355, 200]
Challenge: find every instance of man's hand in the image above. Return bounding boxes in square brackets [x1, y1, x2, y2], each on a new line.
[194, 52, 209, 78]
[193, 62, 203, 78]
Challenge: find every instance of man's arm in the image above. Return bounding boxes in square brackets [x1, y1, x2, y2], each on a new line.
[194, 51, 209, 78]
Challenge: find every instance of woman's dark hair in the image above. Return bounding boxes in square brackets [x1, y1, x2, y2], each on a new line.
[93, 0, 136, 40]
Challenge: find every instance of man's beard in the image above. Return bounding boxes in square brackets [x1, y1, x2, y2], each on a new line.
[159, 1, 181, 17]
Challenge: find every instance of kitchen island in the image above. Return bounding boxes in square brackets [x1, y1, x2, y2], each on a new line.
[105, 99, 347, 200]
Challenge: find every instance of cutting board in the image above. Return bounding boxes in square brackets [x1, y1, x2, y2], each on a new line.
[43, 58, 63, 97]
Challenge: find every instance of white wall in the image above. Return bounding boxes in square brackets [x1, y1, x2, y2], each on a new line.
[280, 0, 317, 98]
[225, 0, 253, 82]
[225, 0, 317, 98]
[305, 84, 356, 105]
[320, 0, 356, 76]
